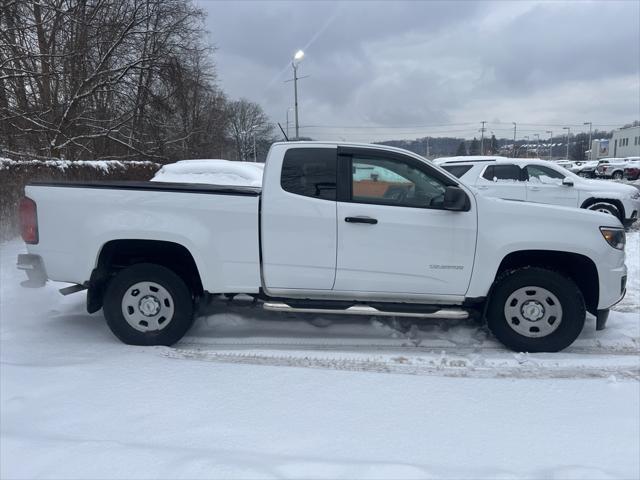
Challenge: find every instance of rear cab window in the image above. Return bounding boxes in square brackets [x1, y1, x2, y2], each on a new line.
[280, 148, 336, 200]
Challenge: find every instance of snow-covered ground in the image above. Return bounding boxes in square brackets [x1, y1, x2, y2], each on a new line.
[1, 235, 639, 479]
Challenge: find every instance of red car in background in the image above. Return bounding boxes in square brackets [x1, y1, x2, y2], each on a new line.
[623, 158, 640, 180]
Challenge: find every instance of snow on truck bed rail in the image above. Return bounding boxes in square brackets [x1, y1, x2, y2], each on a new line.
[151, 159, 264, 187]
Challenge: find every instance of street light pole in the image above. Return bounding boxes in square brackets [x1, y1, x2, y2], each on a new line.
[480, 121, 486, 155]
[584, 121, 592, 160]
[534, 134, 540, 157]
[512, 122, 517, 157]
[563, 127, 571, 160]
[292, 50, 304, 139]
[546, 130, 553, 160]
[286, 107, 293, 139]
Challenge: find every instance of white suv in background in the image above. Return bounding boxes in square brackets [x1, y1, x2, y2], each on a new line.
[595, 158, 635, 180]
[435, 156, 640, 226]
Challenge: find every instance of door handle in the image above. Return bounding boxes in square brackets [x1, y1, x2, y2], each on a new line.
[529, 186, 541, 191]
[476, 186, 489, 190]
[345, 216, 378, 225]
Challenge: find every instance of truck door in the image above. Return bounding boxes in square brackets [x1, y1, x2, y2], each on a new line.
[524, 164, 579, 207]
[261, 146, 338, 290]
[334, 147, 476, 296]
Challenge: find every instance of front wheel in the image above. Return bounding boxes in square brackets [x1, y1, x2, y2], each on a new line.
[103, 263, 194, 345]
[486, 268, 585, 352]
[586, 202, 622, 222]
[612, 171, 623, 180]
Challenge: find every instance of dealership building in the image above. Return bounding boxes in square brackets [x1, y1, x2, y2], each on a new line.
[610, 125, 640, 158]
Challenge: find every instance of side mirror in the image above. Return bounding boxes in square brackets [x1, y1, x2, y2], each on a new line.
[562, 178, 574, 187]
[443, 186, 469, 211]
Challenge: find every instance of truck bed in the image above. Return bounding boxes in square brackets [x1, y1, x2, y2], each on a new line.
[24, 181, 262, 293]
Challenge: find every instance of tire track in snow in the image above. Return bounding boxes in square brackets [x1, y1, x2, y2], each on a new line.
[176, 339, 639, 356]
[162, 343, 640, 380]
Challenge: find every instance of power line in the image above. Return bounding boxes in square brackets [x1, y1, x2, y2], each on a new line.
[297, 122, 477, 129]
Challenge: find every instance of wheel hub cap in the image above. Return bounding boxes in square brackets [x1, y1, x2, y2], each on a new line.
[121, 281, 175, 332]
[504, 286, 563, 338]
[521, 300, 545, 321]
[138, 295, 161, 317]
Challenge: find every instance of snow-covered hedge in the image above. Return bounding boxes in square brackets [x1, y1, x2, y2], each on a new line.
[0, 157, 160, 240]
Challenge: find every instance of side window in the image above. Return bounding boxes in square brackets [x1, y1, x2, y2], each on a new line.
[441, 164, 473, 178]
[526, 165, 565, 184]
[281, 148, 336, 200]
[481, 164, 522, 182]
[351, 156, 447, 208]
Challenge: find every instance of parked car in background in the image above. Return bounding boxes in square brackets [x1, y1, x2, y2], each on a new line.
[573, 160, 600, 178]
[435, 156, 640, 226]
[552, 160, 575, 171]
[595, 158, 630, 180]
[623, 158, 640, 181]
[624, 157, 640, 180]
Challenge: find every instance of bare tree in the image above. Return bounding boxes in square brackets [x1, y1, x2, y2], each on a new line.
[0, 0, 228, 161]
[226, 98, 274, 162]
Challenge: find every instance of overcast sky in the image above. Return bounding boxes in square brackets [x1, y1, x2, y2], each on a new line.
[199, 0, 639, 142]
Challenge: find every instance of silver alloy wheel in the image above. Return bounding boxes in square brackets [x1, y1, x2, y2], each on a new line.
[121, 281, 175, 332]
[504, 286, 563, 338]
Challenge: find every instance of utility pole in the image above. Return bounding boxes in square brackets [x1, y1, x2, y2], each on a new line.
[286, 108, 291, 139]
[480, 121, 486, 155]
[426, 137, 430, 158]
[584, 121, 592, 160]
[534, 134, 540, 157]
[563, 127, 571, 160]
[512, 122, 517, 157]
[293, 62, 300, 139]
[546, 130, 553, 160]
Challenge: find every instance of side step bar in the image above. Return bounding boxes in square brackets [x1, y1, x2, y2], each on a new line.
[263, 302, 468, 319]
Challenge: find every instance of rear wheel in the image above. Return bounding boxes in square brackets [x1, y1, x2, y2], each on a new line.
[103, 263, 194, 345]
[586, 202, 621, 222]
[612, 171, 623, 180]
[486, 268, 585, 352]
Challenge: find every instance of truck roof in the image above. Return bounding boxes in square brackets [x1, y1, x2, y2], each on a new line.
[271, 141, 431, 161]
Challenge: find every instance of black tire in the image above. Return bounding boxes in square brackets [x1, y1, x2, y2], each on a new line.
[103, 263, 194, 346]
[612, 171, 623, 180]
[586, 202, 622, 222]
[486, 267, 585, 352]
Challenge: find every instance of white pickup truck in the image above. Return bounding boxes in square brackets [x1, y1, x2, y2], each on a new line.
[17, 142, 628, 352]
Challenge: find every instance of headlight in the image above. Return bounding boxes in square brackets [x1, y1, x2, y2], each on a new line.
[631, 192, 640, 200]
[600, 227, 626, 250]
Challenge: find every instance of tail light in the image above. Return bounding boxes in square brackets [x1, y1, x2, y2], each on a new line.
[19, 197, 38, 244]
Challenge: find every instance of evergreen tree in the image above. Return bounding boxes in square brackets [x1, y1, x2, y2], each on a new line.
[456, 141, 467, 156]
[469, 137, 480, 155]
[570, 140, 586, 161]
[489, 134, 498, 154]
